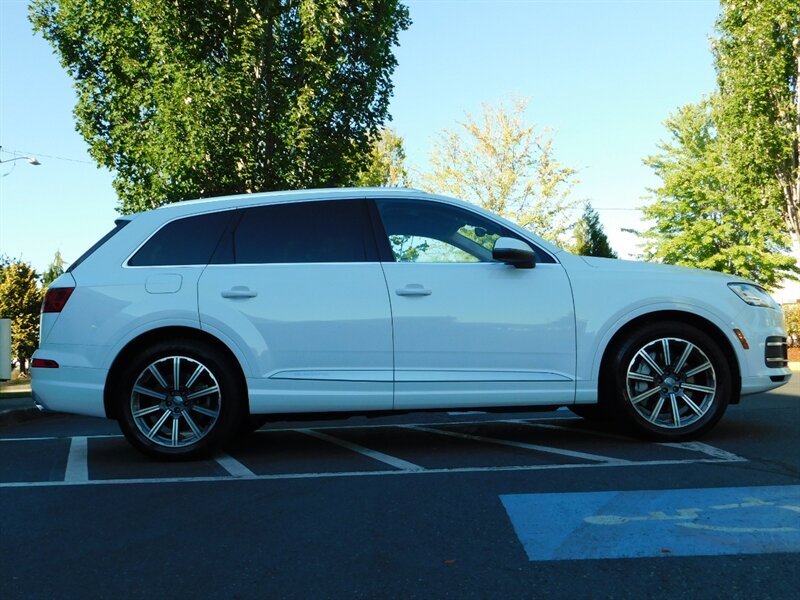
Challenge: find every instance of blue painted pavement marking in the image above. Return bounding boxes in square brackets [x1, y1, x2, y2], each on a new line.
[500, 485, 800, 561]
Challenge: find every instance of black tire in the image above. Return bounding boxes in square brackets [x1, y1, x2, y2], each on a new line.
[115, 339, 245, 460]
[610, 321, 731, 441]
[241, 414, 270, 434]
[568, 404, 610, 422]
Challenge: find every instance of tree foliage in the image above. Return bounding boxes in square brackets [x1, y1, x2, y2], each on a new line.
[0, 261, 43, 373]
[713, 0, 800, 254]
[422, 99, 578, 244]
[640, 100, 796, 288]
[30, 0, 411, 214]
[355, 127, 410, 187]
[573, 202, 617, 258]
[42, 250, 66, 288]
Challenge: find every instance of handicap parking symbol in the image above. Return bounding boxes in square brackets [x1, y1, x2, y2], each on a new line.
[500, 485, 800, 560]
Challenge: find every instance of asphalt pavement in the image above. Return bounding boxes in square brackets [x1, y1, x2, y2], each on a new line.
[1, 378, 798, 600]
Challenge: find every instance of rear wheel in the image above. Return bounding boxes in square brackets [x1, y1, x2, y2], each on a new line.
[611, 321, 731, 440]
[116, 340, 244, 459]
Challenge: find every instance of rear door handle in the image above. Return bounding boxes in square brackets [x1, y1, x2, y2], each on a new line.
[221, 286, 257, 299]
[395, 284, 432, 297]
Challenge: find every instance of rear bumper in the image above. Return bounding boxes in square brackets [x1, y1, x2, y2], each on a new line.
[31, 364, 107, 418]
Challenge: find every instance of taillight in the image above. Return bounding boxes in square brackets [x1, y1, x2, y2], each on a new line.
[32, 358, 59, 368]
[42, 287, 75, 313]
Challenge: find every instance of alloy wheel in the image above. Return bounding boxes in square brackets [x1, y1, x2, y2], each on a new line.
[130, 356, 222, 448]
[625, 337, 717, 429]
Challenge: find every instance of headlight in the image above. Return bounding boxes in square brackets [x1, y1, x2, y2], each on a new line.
[727, 283, 778, 308]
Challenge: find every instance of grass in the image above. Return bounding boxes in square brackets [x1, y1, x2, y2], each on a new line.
[0, 368, 31, 395]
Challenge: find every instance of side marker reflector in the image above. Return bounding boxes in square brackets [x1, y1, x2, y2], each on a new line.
[733, 329, 749, 350]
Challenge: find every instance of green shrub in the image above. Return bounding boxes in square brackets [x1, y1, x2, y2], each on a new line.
[784, 304, 800, 347]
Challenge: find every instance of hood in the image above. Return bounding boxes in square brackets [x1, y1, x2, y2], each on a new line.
[577, 255, 751, 285]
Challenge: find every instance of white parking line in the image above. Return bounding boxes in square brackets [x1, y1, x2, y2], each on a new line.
[0, 456, 746, 489]
[660, 441, 745, 461]
[405, 425, 630, 464]
[516, 421, 747, 462]
[299, 428, 424, 472]
[511, 420, 635, 442]
[214, 453, 257, 478]
[64, 436, 88, 483]
[0, 414, 582, 443]
[0, 433, 123, 443]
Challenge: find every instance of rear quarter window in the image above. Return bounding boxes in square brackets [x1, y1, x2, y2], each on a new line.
[128, 211, 234, 267]
[68, 219, 130, 273]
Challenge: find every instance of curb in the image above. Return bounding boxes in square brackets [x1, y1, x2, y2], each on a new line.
[0, 390, 33, 400]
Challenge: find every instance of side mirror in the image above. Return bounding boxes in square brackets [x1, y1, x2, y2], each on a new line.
[493, 237, 536, 269]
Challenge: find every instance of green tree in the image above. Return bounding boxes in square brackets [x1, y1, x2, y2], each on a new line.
[0, 262, 43, 374]
[573, 202, 617, 258]
[422, 99, 578, 244]
[30, 0, 411, 214]
[640, 100, 796, 288]
[713, 0, 800, 260]
[42, 250, 66, 288]
[355, 127, 410, 187]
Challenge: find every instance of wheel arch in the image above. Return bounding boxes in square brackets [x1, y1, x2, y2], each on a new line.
[597, 310, 742, 405]
[104, 325, 249, 419]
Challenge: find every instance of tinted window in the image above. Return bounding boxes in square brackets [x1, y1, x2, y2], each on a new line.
[232, 200, 375, 264]
[128, 211, 234, 266]
[375, 199, 555, 264]
[68, 219, 130, 272]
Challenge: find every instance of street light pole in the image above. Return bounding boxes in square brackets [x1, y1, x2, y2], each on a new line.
[0, 146, 41, 167]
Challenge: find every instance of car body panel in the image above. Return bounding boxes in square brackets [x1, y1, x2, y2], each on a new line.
[381, 261, 576, 409]
[30, 188, 791, 422]
[197, 262, 394, 413]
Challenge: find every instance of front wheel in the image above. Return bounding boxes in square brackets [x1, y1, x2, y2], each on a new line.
[116, 340, 245, 460]
[611, 322, 732, 441]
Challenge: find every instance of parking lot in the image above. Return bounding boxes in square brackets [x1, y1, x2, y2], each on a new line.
[1, 380, 798, 599]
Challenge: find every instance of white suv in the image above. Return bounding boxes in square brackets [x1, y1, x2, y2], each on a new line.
[32, 188, 791, 459]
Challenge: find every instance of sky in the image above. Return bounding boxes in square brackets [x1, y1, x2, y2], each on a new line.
[0, 0, 720, 274]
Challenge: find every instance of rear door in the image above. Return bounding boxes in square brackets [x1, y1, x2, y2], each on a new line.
[197, 198, 394, 414]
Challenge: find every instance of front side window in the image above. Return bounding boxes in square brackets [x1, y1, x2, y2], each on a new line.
[375, 198, 553, 264]
[231, 199, 376, 264]
[128, 211, 234, 267]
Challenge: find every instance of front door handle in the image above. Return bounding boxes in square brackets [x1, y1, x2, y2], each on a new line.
[395, 284, 432, 297]
[221, 286, 258, 299]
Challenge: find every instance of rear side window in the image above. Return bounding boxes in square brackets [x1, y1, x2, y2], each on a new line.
[128, 211, 234, 267]
[68, 219, 130, 273]
[231, 200, 376, 264]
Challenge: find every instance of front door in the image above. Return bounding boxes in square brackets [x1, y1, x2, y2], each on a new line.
[373, 197, 576, 410]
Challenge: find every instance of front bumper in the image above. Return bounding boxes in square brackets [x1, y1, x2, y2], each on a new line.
[735, 305, 793, 396]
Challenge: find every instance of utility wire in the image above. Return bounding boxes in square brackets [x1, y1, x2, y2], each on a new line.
[0, 147, 94, 165]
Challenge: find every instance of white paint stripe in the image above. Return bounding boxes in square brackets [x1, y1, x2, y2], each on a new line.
[298, 429, 424, 471]
[512, 420, 636, 442]
[518, 421, 747, 461]
[0, 415, 581, 443]
[214, 453, 256, 478]
[405, 425, 630, 464]
[659, 441, 745, 461]
[0, 434, 124, 443]
[64, 436, 88, 483]
[0, 456, 746, 489]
